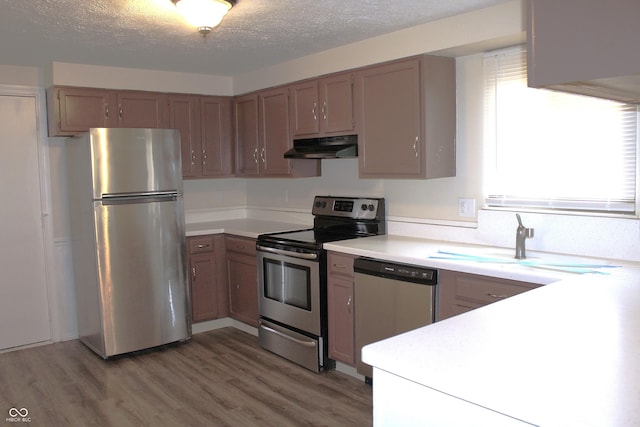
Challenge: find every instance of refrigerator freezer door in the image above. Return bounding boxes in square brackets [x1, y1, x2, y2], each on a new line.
[87, 196, 190, 357]
[88, 128, 183, 198]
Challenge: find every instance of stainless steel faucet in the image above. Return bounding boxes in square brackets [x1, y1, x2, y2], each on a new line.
[515, 213, 534, 259]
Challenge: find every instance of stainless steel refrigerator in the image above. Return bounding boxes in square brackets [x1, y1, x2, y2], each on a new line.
[66, 128, 191, 358]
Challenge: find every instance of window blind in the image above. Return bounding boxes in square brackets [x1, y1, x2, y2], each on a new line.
[484, 47, 638, 213]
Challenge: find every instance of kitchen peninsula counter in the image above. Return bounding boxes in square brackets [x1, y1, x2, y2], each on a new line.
[324, 234, 640, 425]
[185, 219, 309, 239]
[362, 274, 640, 426]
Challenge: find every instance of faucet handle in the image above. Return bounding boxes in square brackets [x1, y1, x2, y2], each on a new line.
[516, 213, 524, 228]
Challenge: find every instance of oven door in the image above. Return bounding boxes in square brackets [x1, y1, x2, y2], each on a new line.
[256, 246, 321, 337]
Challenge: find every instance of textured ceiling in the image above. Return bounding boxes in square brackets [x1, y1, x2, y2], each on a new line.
[0, 0, 510, 76]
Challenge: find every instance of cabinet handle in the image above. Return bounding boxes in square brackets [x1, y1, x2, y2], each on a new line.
[104, 105, 109, 119]
[413, 136, 419, 158]
[260, 147, 266, 165]
[202, 150, 207, 164]
[118, 104, 123, 119]
[321, 101, 327, 120]
[192, 267, 196, 280]
[486, 293, 508, 299]
[236, 245, 245, 250]
[253, 147, 258, 164]
[312, 102, 317, 121]
[333, 263, 346, 269]
[347, 296, 353, 314]
[197, 244, 211, 249]
[191, 150, 197, 166]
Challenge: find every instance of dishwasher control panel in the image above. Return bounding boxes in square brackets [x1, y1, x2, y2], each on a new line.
[353, 257, 437, 285]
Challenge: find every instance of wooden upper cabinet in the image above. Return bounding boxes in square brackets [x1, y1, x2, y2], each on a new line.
[169, 94, 201, 179]
[259, 86, 294, 176]
[47, 87, 117, 136]
[200, 96, 233, 177]
[235, 88, 320, 178]
[47, 86, 167, 136]
[527, 0, 640, 103]
[234, 93, 260, 176]
[355, 55, 456, 179]
[116, 91, 167, 128]
[290, 80, 319, 136]
[290, 72, 355, 138]
[320, 74, 355, 134]
[169, 94, 234, 179]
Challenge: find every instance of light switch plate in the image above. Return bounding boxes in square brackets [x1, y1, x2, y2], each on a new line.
[458, 198, 476, 218]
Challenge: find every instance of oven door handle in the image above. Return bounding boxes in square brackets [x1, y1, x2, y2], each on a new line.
[256, 245, 318, 261]
[260, 323, 317, 348]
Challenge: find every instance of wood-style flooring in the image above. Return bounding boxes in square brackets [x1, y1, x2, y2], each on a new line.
[0, 327, 372, 426]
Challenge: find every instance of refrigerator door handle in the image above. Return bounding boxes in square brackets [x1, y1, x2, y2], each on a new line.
[101, 191, 179, 204]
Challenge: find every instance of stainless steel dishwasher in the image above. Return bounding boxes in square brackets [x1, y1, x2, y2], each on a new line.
[354, 257, 438, 381]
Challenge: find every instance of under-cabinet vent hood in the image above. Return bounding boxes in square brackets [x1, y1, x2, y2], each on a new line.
[284, 135, 358, 159]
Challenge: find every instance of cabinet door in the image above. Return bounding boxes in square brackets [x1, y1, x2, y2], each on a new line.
[117, 91, 167, 128]
[259, 87, 293, 176]
[356, 58, 423, 177]
[189, 252, 218, 322]
[169, 94, 202, 178]
[234, 94, 260, 176]
[49, 87, 117, 136]
[201, 96, 233, 177]
[227, 252, 259, 327]
[320, 74, 354, 134]
[328, 276, 355, 365]
[438, 270, 541, 321]
[290, 80, 319, 136]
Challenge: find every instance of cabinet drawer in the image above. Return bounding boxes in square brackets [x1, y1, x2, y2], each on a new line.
[189, 236, 215, 254]
[455, 275, 537, 306]
[328, 252, 355, 277]
[226, 235, 256, 256]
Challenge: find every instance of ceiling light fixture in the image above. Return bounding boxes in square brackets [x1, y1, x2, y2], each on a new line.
[172, 0, 234, 36]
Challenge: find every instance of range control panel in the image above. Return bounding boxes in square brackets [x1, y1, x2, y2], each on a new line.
[312, 196, 385, 220]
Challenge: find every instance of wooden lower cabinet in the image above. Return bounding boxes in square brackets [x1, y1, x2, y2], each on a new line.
[226, 235, 259, 327]
[327, 252, 356, 366]
[437, 270, 541, 321]
[187, 235, 228, 323]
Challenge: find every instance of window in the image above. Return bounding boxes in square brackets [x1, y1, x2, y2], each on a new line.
[484, 47, 638, 214]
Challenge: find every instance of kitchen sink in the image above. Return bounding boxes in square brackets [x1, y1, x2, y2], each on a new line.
[428, 248, 621, 275]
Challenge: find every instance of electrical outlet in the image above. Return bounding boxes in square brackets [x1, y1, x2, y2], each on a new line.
[458, 198, 476, 218]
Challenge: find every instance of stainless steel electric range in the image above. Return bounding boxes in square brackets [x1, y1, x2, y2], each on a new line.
[256, 196, 386, 372]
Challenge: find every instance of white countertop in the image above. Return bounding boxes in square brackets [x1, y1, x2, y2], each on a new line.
[185, 219, 309, 239]
[362, 274, 640, 426]
[325, 235, 640, 425]
[324, 234, 632, 284]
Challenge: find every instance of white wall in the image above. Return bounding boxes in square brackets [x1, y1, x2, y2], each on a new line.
[46, 62, 234, 95]
[233, 1, 524, 94]
[0, 65, 42, 86]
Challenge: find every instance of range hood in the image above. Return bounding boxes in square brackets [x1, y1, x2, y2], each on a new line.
[284, 135, 358, 159]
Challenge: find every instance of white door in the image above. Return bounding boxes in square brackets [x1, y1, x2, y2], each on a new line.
[0, 91, 51, 350]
